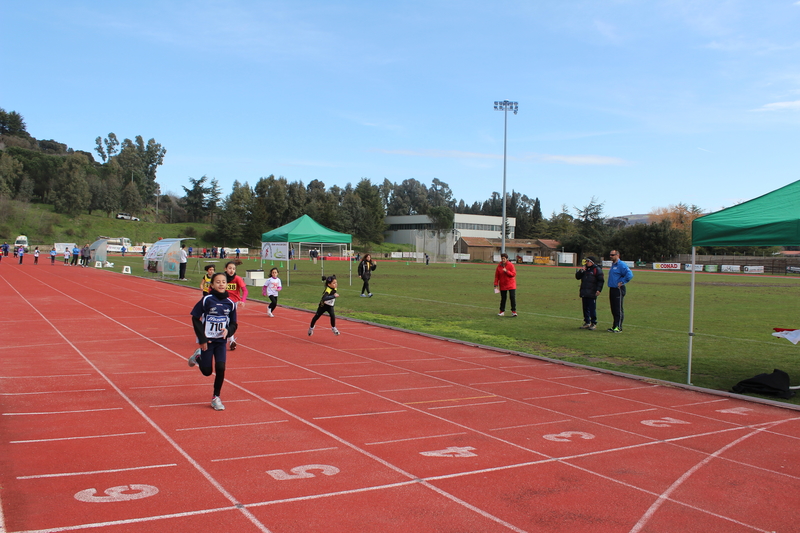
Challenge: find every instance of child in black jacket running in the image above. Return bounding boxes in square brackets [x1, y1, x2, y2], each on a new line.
[308, 275, 339, 336]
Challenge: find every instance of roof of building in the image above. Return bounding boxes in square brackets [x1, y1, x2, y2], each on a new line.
[536, 239, 561, 249]
[459, 237, 494, 247]
[458, 237, 562, 249]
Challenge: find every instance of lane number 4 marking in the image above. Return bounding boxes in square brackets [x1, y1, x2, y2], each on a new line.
[543, 431, 595, 442]
[641, 417, 690, 427]
[420, 446, 477, 457]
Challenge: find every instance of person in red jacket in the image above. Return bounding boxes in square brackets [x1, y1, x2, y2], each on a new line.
[223, 261, 248, 350]
[494, 252, 517, 317]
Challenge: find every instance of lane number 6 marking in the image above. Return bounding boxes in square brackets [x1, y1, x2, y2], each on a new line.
[266, 464, 340, 480]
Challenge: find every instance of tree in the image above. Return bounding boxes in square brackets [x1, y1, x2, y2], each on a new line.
[611, 219, 686, 262]
[121, 181, 143, 214]
[182, 176, 211, 222]
[427, 178, 454, 209]
[0, 152, 23, 197]
[0, 108, 27, 136]
[388, 178, 428, 215]
[53, 154, 91, 216]
[428, 205, 454, 232]
[353, 178, 386, 244]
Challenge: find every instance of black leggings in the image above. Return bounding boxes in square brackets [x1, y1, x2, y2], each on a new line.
[361, 279, 371, 295]
[269, 295, 278, 312]
[200, 361, 226, 397]
[310, 306, 336, 328]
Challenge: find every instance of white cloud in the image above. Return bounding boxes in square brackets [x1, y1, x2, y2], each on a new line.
[753, 100, 800, 111]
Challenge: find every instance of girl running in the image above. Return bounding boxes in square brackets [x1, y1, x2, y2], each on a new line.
[308, 275, 340, 336]
[188, 272, 238, 411]
[223, 261, 247, 350]
[200, 264, 215, 294]
[262, 267, 282, 317]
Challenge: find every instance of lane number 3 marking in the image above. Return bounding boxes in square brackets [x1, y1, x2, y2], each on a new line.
[75, 484, 158, 503]
[266, 464, 340, 480]
[543, 432, 595, 442]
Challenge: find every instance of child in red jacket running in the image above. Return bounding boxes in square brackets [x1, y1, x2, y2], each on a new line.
[223, 261, 248, 350]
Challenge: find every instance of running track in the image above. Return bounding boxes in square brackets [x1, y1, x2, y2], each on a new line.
[1, 262, 799, 532]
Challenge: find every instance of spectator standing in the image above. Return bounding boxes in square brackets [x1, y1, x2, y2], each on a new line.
[494, 252, 517, 317]
[50, 247, 56, 265]
[607, 250, 634, 333]
[71, 245, 80, 266]
[357, 254, 377, 297]
[179, 244, 189, 280]
[575, 256, 604, 330]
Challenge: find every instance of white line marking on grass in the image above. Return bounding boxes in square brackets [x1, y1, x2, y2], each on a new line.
[0, 388, 106, 395]
[17, 463, 177, 479]
[428, 401, 507, 410]
[176, 421, 289, 432]
[339, 372, 410, 378]
[470, 379, 534, 385]
[524, 392, 591, 400]
[603, 385, 660, 392]
[212, 447, 339, 462]
[364, 432, 468, 445]
[2, 407, 123, 416]
[489, 419, 572, 431]
[313, 410, 407, 420]
[11, 432, 146, 444]
[274, 392, 361, 399]
[589, 408, 658, 419]
[379, 385, 455, 392]
[150, 399, 251, 408]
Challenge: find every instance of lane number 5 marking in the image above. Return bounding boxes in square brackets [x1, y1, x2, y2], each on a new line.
[266, 464, 340, 480]
[543, 431, 595, 442]
[641, 417, 690, 427]
[75, 484, 158, 503]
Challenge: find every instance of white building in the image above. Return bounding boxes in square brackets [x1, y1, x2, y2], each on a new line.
[384, 214, 516, 245]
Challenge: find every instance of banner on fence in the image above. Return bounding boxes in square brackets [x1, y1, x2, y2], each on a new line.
[743, 265, 764, 274]
[653, 263, 681, 270]
[721, 265, 741, 273]
[261, 242, 289, 260]
[684, 264, 703, 271]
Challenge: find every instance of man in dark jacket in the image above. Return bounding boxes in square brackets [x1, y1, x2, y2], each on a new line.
[575, 256, 604, 330]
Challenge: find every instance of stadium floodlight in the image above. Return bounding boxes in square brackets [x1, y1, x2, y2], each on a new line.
[494, 100, 518, 254]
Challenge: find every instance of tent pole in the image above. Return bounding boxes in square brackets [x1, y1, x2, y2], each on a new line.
[687, 246, 697, 385]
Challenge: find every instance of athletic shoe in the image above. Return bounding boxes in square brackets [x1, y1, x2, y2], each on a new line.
[511, 312, 518, 317]
[267, 310, 274, 318]
[497, 312, 505, 316]
[360, 294, 367, 297]
[607, 327, 621, 333]
[188, 349, 201, 367]
[589, 324, 597, 330]
[368, 293, 373, 297]
[580, 322, 591, 329]
[308, 327, 314, 336]
[332, 327, 340, 335]
[229, 340, 237, 351]
[211, 396, 225, 411]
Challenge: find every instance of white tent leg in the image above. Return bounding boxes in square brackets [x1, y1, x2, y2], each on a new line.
[687, 246, 697, 385]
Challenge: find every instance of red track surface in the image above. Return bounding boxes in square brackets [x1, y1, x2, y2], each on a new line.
[1, 262, 799, 532]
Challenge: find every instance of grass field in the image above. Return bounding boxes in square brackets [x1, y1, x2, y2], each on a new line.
[118, 254, 800, 404]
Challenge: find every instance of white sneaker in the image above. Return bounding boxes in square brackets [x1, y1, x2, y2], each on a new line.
[368, 293, 373, 297]
[332, 327, 340, 335]
[360, 294, 367, 297]
[497, 312, 505, 316]
[188, 349, 201, 367]
[267, 310, 274, 317]
[211, 396, 225, 411]
[308, 327, 314, 336]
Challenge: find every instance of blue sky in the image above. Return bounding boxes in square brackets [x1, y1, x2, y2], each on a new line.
[2, 1, 799, 218]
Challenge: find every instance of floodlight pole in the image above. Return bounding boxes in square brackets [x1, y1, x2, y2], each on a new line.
[494, 100, 518, 254]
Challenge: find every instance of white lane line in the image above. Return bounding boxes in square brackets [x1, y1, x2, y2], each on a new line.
[339, 372, 410, 378]
[524, 392, 591, 400]
[242, 377, 322, 383]
[386, 358, 445, 362]
[17, 463, 177, 479]
[364, 432, 468, 446]
[212, 447, 339, 463]
[176, 421, 289, 432]
[274, 392, 361, 400]
[0, 388, 106, 395]
[306, 361, 373, 366]
[0, 373, 93, 379]
[313, 410, 407, 420]
[425, 368, 485, 373]
[469, 379, 534, 385]
[602, 385, 659, 392]
[150, 399, 251, 408]
[428, 401, 507, 410]
[11, 432, 146, 444]
[589, 408, 659, 419]
[2, 407, 123, 416]
[549, 374, 598, 379]
[379, 385, 454, 392]
[489, 419, 573, 431]
[670, 399, 729, 408]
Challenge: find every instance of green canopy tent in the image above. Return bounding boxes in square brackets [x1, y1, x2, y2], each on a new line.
[687, 179, 800, 383]
[260, 215, 353, 285]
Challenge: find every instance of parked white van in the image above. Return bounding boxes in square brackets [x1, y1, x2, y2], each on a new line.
[14, 235, 29, 252]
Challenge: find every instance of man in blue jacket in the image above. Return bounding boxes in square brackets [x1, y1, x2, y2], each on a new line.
[607, 250, 633, 332]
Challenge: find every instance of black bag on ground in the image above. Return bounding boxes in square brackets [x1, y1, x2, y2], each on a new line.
[731, 369, 795, 399]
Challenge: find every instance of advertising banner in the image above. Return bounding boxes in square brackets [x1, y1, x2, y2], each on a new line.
[261, 242, 289, 261]
[743, 265, 764, 274]
[684, 264, 703, 271]
[653, 263, 681, 270]
[704, 265, 719, 272]
[721, 265, 741, 273]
